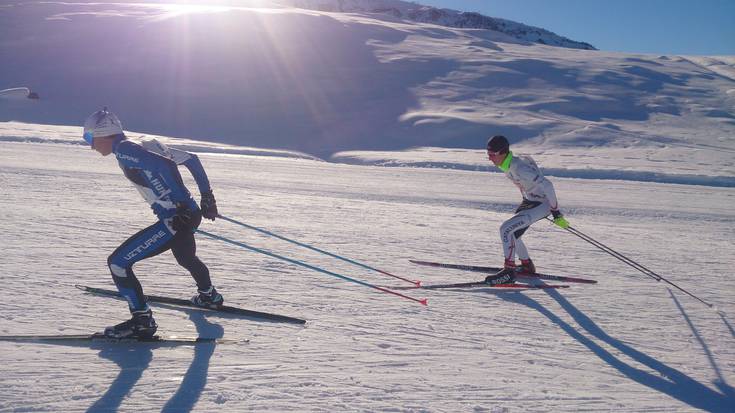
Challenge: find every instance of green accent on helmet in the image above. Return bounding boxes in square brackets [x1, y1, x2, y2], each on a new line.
[498, 151, 513, 172]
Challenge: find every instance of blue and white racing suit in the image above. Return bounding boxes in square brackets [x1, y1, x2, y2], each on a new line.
[107, 136, 213, 313]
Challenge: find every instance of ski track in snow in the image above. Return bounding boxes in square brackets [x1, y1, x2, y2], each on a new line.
[0, 141, 734, 412]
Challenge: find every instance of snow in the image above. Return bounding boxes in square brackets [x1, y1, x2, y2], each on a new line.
[0, 1, 734, 411]
[0, 87, 33, 100]
[0, 137, 733, 412]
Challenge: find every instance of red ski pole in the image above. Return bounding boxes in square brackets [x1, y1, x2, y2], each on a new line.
[197, 229, 428, 306]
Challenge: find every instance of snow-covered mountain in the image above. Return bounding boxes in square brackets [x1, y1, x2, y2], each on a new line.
[288, 0, 596, 49]
[1, 1, 734, 186]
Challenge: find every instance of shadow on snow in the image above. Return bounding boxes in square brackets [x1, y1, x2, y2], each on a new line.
[500, 289, 734, 412]
[84, 310, 224, 413]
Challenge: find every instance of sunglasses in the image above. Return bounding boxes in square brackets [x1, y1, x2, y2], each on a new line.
[83, 131, 94, 146]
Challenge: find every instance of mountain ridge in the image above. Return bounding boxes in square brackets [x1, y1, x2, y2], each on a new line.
[288, 0, 596, 49]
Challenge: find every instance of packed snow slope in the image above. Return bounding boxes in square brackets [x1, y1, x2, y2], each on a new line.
[0, 137, 733, 412]
[1, 1, 734, 186]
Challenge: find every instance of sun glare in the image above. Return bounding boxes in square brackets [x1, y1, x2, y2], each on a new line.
[143, 3, 231, 18]
[140, 0, 278, 15]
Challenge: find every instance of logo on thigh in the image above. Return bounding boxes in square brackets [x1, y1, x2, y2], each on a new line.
[502, 219, 527, 243]
[124, 230, 167, 261]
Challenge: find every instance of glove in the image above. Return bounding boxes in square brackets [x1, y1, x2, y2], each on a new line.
[172, 205, 194, 232]
[551, 209, 570, 229]
[200, 190, 218, 221]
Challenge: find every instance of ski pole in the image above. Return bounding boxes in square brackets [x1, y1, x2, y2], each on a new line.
[217, 214, 421, 286]
[548, 218, 714, 308]
[196, 229, 428, 306]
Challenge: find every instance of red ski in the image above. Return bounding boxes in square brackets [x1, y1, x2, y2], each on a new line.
[392, 281, 569, 290]
[409, 259, 597, 284]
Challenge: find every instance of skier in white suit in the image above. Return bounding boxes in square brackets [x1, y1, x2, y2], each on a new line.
[484, 135, 570, 285]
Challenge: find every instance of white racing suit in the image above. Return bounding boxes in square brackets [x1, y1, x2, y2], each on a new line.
[497, 152, 560, 263]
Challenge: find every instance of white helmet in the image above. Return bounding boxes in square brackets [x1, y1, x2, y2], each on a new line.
[83, 107, 123, 145]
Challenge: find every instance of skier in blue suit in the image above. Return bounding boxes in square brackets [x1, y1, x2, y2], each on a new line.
[83, 107, 223, 338]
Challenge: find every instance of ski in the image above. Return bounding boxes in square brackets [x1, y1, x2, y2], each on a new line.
[393, 281, 569, 290]
[75, 285, 306, 325]
[0, 333, 238, 345]
[409, 259, 597, 284]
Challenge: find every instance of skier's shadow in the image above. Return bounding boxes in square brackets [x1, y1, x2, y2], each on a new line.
[162, 309, 225, 413]
[85, 343, 153, 413]
[499, 289, 734, 412]
[668, 290, 735, 405]
[86, 309, 224, 413]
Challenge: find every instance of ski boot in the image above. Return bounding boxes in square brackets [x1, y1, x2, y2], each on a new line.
[485, 260, 517, 285]
[104, 308, 158, 339]
[519, 258, 536, 275]
[191, 285, 224, 309]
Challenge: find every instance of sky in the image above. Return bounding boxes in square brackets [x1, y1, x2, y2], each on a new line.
[419, 0, 735, 55]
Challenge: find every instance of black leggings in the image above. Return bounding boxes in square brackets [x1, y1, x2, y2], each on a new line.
[107, 211, 211, 312]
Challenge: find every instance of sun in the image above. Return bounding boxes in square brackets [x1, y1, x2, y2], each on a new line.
[141, 0, 278, 13]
